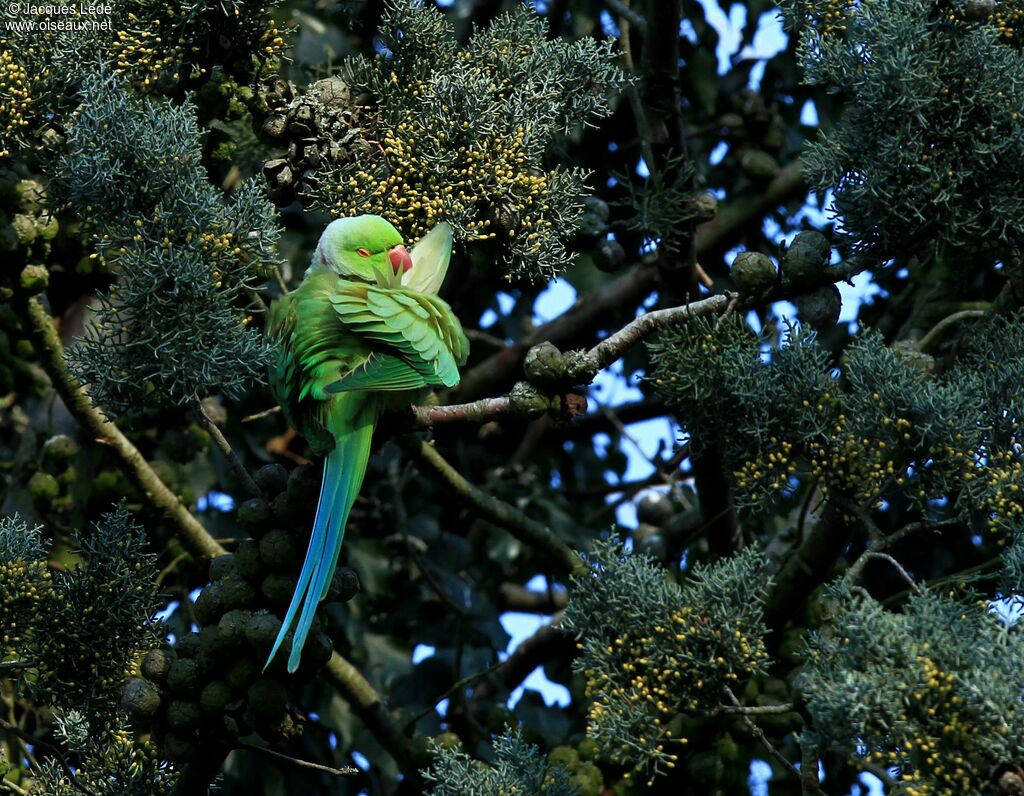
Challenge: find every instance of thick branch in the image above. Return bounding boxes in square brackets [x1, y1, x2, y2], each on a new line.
[764, 505, 852, 631]
[413, 442, 585, 577]
[323, 651, 425, 781]
[452, 160, 806, 403]
[470, 618, 575, 705]
[407, 295, 727, 429]
[21, 296, 225, 559]
[587, 293, 729, 371]
[497, 583, 568, 613]
[408, 396, 511, 429]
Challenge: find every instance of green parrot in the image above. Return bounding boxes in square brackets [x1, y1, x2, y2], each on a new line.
[265, 214, 469, 673]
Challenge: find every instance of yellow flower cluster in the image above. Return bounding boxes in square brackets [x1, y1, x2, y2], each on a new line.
[865, 656, 993, 796]
[112, 14, 187, 88]
[111, 5, 286, 89]
[0, 557, 49, 652]
[729, 384, 1024, 536]
[327, 81, 553, 246]
[807, 0, 857, 36]
[581, 606, 769, 783]
[993, 0, 1024, 44]
[975, 447, 1024, 533]
[0, 49, 32, 154]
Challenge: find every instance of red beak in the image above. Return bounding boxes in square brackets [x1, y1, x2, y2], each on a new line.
[389, 245, 413, 275]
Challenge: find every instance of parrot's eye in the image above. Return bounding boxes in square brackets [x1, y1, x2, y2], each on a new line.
[356, 247, 371, 258]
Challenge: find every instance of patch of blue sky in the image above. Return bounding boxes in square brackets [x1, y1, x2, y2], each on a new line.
[588, 361, 644, 409]
[801, 99, 820, 126]
[500, 612, 571, 708]
[479, 290, 518, 328]
[197, 490, 235, 513]
[696, 0, 748, 74]
[748, 760, 771, 796]
[694, 0, 787, 86]
[990, 596, 1024, 626]
[352, 751, 370, 771]
[153, 600, 180, 623]
[600, 10, 620, 37]
[412, 643, 435, 664]
[856, 773, 886, 795]
[525, 573, 566, 595]
[533, 278, 576, 327]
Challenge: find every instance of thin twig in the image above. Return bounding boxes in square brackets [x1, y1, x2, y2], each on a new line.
[405, 657, 506, 732]
[916, 309, 987, 351]
[884, 517, 961, 548]
[269, 264, 289, 295]
[242, 404, 282, 423]
[711, 702, 794, 716]
[464, 329, 508, 349]
[192, 397, 262, 499]
[587, 293, 730, 372]
[408, 396, 513, 429]
[0, 662, 35, 672]
[238, 741, 357, 777]
[721, 687, 799, 778]
[0, 719, 99, 796]
[413, 441, 585, 577]
[323, 651, 427, 781]
[0, 776, 29, 795]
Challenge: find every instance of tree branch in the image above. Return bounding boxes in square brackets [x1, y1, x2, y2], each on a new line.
[238, 741, 357, 777]
[323, 651, 425, 782]
[721, 687, 799, 779]
[406, 294, 728, 429]
[764, 505, 852, 631]
[412, 442, 585, 577]
[451, 159, 807, 401]
[191, 397, 262, 499]
[0, 718, 98, 796]
[497, 583, 568, 613]
[20, 296, 226, 560]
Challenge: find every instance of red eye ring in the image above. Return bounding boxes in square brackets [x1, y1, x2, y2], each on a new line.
[356, 247, 371, 257]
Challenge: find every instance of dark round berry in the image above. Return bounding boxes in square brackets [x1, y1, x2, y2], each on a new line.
[254, 463, 289, 496]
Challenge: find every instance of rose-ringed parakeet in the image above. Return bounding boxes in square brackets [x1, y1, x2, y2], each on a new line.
[265, 215, 469, 672]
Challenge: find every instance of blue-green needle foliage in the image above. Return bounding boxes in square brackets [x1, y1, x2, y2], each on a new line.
[304, 0, 626, 281]
[649, 315, 1024, 534]
[802, 587, 1024, 795]
[39, 711, 175, 796]
[0, 514, 49, 659]
[53, 73, 280, 417]
[31, 503, 159, 718]
[0, 0, 283, 155]
[777, 0, 1024, 264]
[423, 728, 579, 796]
[563, 541, 771, 783]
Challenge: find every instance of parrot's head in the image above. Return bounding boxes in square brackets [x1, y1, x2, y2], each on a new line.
[314, 215, 413, 284]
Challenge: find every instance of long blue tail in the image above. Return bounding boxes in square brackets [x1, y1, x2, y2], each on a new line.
[265, 421, 374, 673]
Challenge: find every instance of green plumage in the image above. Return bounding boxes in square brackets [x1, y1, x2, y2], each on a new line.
[265, 216, 468, 672]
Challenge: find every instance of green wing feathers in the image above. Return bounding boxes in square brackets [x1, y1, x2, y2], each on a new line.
[326, 283, 469, 392]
